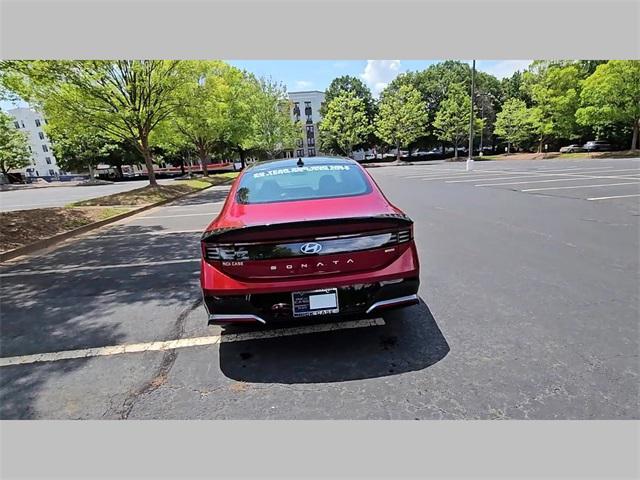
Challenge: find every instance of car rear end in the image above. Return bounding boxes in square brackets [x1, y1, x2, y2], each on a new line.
[200, 158, 420, 325]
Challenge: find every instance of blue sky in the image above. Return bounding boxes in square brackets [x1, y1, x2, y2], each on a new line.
[1, 60, 531, 110]
[228, 60, 533, 96]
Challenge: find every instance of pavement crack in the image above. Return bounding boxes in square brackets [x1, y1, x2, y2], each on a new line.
[110, 297, 202, 420]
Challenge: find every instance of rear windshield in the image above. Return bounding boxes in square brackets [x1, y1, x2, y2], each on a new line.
[236, 164, 372, 204]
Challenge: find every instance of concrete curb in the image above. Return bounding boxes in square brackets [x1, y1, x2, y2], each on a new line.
[0, 181, 232, 262]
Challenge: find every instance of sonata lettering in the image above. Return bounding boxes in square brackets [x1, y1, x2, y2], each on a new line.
[266, 259, 356, 271]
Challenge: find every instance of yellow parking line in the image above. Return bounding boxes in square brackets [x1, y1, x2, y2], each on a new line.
[0, 318, 385, 367]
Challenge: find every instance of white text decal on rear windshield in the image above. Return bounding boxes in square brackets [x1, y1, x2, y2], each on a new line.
[252, 165, 350, 178]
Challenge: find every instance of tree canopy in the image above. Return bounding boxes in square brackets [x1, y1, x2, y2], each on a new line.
[319, 91, 371, 157]
[493, 98, 537, 152]
[0, 111, 31, 175]
[249, 77, 301, 159]
[1, 60, 190, 186]
[375, 84, 428, 161]
[433, 83, 482, 157]
[576, 60, 640, 150]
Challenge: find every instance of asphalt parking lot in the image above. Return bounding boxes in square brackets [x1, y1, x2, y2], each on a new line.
[0, 158, 638, 419]
[0, 178, 179, 212]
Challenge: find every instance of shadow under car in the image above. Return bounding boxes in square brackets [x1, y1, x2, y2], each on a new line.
[218, 299, 449, 384]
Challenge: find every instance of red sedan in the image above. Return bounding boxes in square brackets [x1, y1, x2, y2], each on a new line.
[200, 157, 420, 324]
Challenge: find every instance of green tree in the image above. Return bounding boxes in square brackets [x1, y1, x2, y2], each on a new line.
[433, 83, 482, 158]
[0, 110, 31, 176]
[215, 69, 262, 168]
[48, 126, 118, 180]
[524, 64, 583, 151]
[576, 60, 640, 150]
[1, 60, 190, 186]
[375, 84, 428, 162]
[387, 61, 500, 152]
[250, 77, 301, 159]
[320, 75, 375, 120]
[319, 91, 371, 157]
[159, 61, 236, 176]
[386, 62, 469, 148]
[320, 75, 375, 152]
[494, 98, 537, 153]
[500, 70, 531, 106]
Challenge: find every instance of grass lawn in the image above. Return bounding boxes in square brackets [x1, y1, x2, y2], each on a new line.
[0, 206, 132, 253]
[70, 173, 237, 207]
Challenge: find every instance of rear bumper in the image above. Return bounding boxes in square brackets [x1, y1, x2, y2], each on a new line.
[203, 277, 419, 324]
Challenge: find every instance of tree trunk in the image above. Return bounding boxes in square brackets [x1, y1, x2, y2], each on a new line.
[507, 141, 511, 155]
[180, 159, 185, 175]
[139, 134, 157, 187]
[538, 137, 544, 154]
[88, 164, 95, 181]
[396, 140, 401, 162]
[199, 152, 209, 177]
[454, 143, 458, 159]
[239, 148, 246, 169]
[631, 118, 639, 150]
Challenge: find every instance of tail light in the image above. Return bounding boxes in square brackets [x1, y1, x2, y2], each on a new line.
[201, 227, 413, 262]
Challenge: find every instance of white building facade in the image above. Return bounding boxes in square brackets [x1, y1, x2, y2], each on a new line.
[288, 90, 325, 158]
[7, 107, 61, 179]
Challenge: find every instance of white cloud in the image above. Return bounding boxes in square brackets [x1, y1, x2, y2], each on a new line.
[477, 60, 533, 79]
[360, 60, 402, 96]
[295, 80, 313, 89]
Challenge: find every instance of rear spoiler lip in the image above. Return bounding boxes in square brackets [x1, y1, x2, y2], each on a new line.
[201, 214, 413, 242]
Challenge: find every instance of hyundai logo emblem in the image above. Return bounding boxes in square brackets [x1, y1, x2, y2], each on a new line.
[300, 242, 322, 254]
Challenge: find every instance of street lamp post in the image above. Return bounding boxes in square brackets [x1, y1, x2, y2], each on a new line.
[479, 102, 485, 156]
[466, 60, 476, 172]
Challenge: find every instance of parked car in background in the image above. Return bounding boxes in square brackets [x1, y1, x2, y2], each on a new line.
[560, 144, 585, 153]
[200, 157, 420, 325]
[583, 140, 612, 152]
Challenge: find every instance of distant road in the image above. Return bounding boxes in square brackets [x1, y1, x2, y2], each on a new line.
[0, 179, 177, 212]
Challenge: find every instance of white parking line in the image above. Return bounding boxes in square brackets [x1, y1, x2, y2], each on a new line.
[140, 213, 215, 219]
[162, 201, 224, 209]
[410, 168, 637, 183]
[522, 182, 640, 192]
[98, 229, 203, 238]
[475, 175, 640, 187]
[0, 258, 200, 278]
[586, 193, 640, 201]
[0, 318, 385, 367]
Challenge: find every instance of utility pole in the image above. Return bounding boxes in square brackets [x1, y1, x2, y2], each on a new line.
[466, 59, 476, 172]
[479, 101, 484, 156]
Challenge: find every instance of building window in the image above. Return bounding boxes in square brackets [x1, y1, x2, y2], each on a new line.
[307, 136, 315, 147]
[49, 169, 55, 176]
[45, 157, 52, 164]
[35, 119, 41, 127]
[42, 144, 49, 152]
[13, 121, 20, 129]
[307, 148, 316, 157]
[292, 102, 300, 121]
[304, 101, 313, 124]
[306, 125, 315, 138]
[20, 121, 25, 128]
[297, 138, 304, 148]
[28, 146, 32, 152]
[38, 131, 45, 140]
[296, 149, 305, 157]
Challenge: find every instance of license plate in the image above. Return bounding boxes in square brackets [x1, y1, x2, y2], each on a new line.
[292, 288, 339, 317]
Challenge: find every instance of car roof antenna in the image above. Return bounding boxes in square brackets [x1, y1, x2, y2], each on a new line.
[297, 157, 304, 167]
